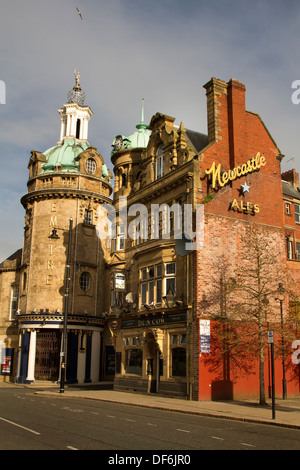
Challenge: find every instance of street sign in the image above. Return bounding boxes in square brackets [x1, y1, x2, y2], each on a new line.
[268, 331, 274, 344]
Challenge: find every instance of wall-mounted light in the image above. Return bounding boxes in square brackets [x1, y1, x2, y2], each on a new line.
[163, 294, 176, 309]
[48, 228, 60, 240]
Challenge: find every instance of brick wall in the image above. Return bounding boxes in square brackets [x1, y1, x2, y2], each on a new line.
[192, 77, 300, 400]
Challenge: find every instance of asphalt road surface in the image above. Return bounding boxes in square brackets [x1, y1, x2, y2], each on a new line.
[1, 386, 300, 453]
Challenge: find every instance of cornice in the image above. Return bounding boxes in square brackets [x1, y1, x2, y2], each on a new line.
[21, 187, 113, 207]
[17, 312, 106, 327]
[27, 173, 113, 192]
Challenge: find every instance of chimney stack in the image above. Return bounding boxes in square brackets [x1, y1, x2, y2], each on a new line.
[282, 169, 300, 188]
[203, 78, 228, 145]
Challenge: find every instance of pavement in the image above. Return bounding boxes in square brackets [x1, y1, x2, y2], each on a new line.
[2, 381, 299, 430]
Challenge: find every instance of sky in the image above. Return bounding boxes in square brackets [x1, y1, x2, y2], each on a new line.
[0, 0, 300, 262]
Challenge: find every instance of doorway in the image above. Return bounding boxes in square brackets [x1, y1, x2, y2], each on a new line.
[145, 331, 161, 393]
[35, 330, 61, 381]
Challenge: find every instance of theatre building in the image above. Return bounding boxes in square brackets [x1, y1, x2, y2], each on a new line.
[1, 74, 113, 384]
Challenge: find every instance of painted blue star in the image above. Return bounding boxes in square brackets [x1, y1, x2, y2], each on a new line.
[241, 181, 250, 193]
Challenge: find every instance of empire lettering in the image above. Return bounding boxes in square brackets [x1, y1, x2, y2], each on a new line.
[206, 152, 266, 189]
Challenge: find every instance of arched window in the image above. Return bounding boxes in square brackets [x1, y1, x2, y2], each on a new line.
[79, 272, 91, 292]
[121, 173, 127, 187]
[76, 119, 81, 139]
[23, 272, 27, 291]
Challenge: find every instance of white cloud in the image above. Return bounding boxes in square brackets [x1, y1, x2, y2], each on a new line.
[1, 0, 300, 260]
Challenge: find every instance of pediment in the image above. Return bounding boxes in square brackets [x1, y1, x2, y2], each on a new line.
[28, 150, 46, 168]
[109, 252, 125, 264]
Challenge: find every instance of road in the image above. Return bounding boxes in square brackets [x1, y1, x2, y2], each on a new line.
[0, 386, 300, 453]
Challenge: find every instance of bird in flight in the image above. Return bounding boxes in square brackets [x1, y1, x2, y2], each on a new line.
[76, 7, 83, 20]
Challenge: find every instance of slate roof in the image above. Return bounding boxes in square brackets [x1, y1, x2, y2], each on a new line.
[0, 248, 22, 268]
[282, 180, 300, 201]
[185, 129, 208, 153]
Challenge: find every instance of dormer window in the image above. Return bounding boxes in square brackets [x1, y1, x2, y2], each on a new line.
[86, 158, 96, 175]
[155, 145, 165, 180]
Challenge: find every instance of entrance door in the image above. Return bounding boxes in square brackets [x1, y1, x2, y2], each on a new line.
[145, 331, 160, 393]
[35, 330, 61, 380]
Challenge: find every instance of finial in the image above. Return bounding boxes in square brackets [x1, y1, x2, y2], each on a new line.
[141, 98, 145, 124]
[67, 69, 86, 106]
[136, 98, 148, 131]
[73, 68, 81, 89]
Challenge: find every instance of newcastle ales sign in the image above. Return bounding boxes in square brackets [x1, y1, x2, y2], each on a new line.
[205, 152, 266, 189]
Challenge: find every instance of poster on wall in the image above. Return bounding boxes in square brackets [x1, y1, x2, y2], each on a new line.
[1, 348, 14, 375]
[200, 320, 210, 353]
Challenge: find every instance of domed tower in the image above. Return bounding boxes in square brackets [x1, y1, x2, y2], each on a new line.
[108, 101, 151, 318]
[111, 99, 151, 197]
[16, 72, 113, 384]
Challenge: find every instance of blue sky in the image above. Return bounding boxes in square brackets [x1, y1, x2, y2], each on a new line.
[0, 0, 300, 261]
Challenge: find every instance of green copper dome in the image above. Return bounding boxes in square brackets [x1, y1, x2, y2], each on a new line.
[127, 120, 151, 149]
[41, 138, 89, 173]
[111, 99, 151, 155]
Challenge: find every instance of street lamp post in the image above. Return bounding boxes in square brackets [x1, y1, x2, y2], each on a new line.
[262, 295, 272, 398]
[49, 218, 73, 393]
[275, 283, 287, 400]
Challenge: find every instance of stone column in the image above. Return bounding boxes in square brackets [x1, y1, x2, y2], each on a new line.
[77, 331, 86, 383]
[90, 331, 100, 382]
[14, 332, 22, 383]
[26, 330, 36, 382]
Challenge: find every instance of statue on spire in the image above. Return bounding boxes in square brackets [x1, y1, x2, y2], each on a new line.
[73, 68, 81, 88]
[67, 69, 85, 106]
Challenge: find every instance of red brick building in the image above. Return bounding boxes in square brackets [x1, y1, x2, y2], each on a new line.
[193, 78, 300, 400]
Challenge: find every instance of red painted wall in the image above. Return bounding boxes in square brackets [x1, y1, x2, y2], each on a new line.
[197, 319, 300, 401]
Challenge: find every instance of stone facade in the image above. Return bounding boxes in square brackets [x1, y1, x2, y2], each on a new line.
[109, 112, 206, 397]
[1, 75, 300, 400]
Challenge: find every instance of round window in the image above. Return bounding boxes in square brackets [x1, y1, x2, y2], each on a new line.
[86, 158, 96, 175]
[79, 272, 91, 292]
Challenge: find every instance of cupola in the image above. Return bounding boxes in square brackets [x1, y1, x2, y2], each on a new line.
[57, 69, 93, 143]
